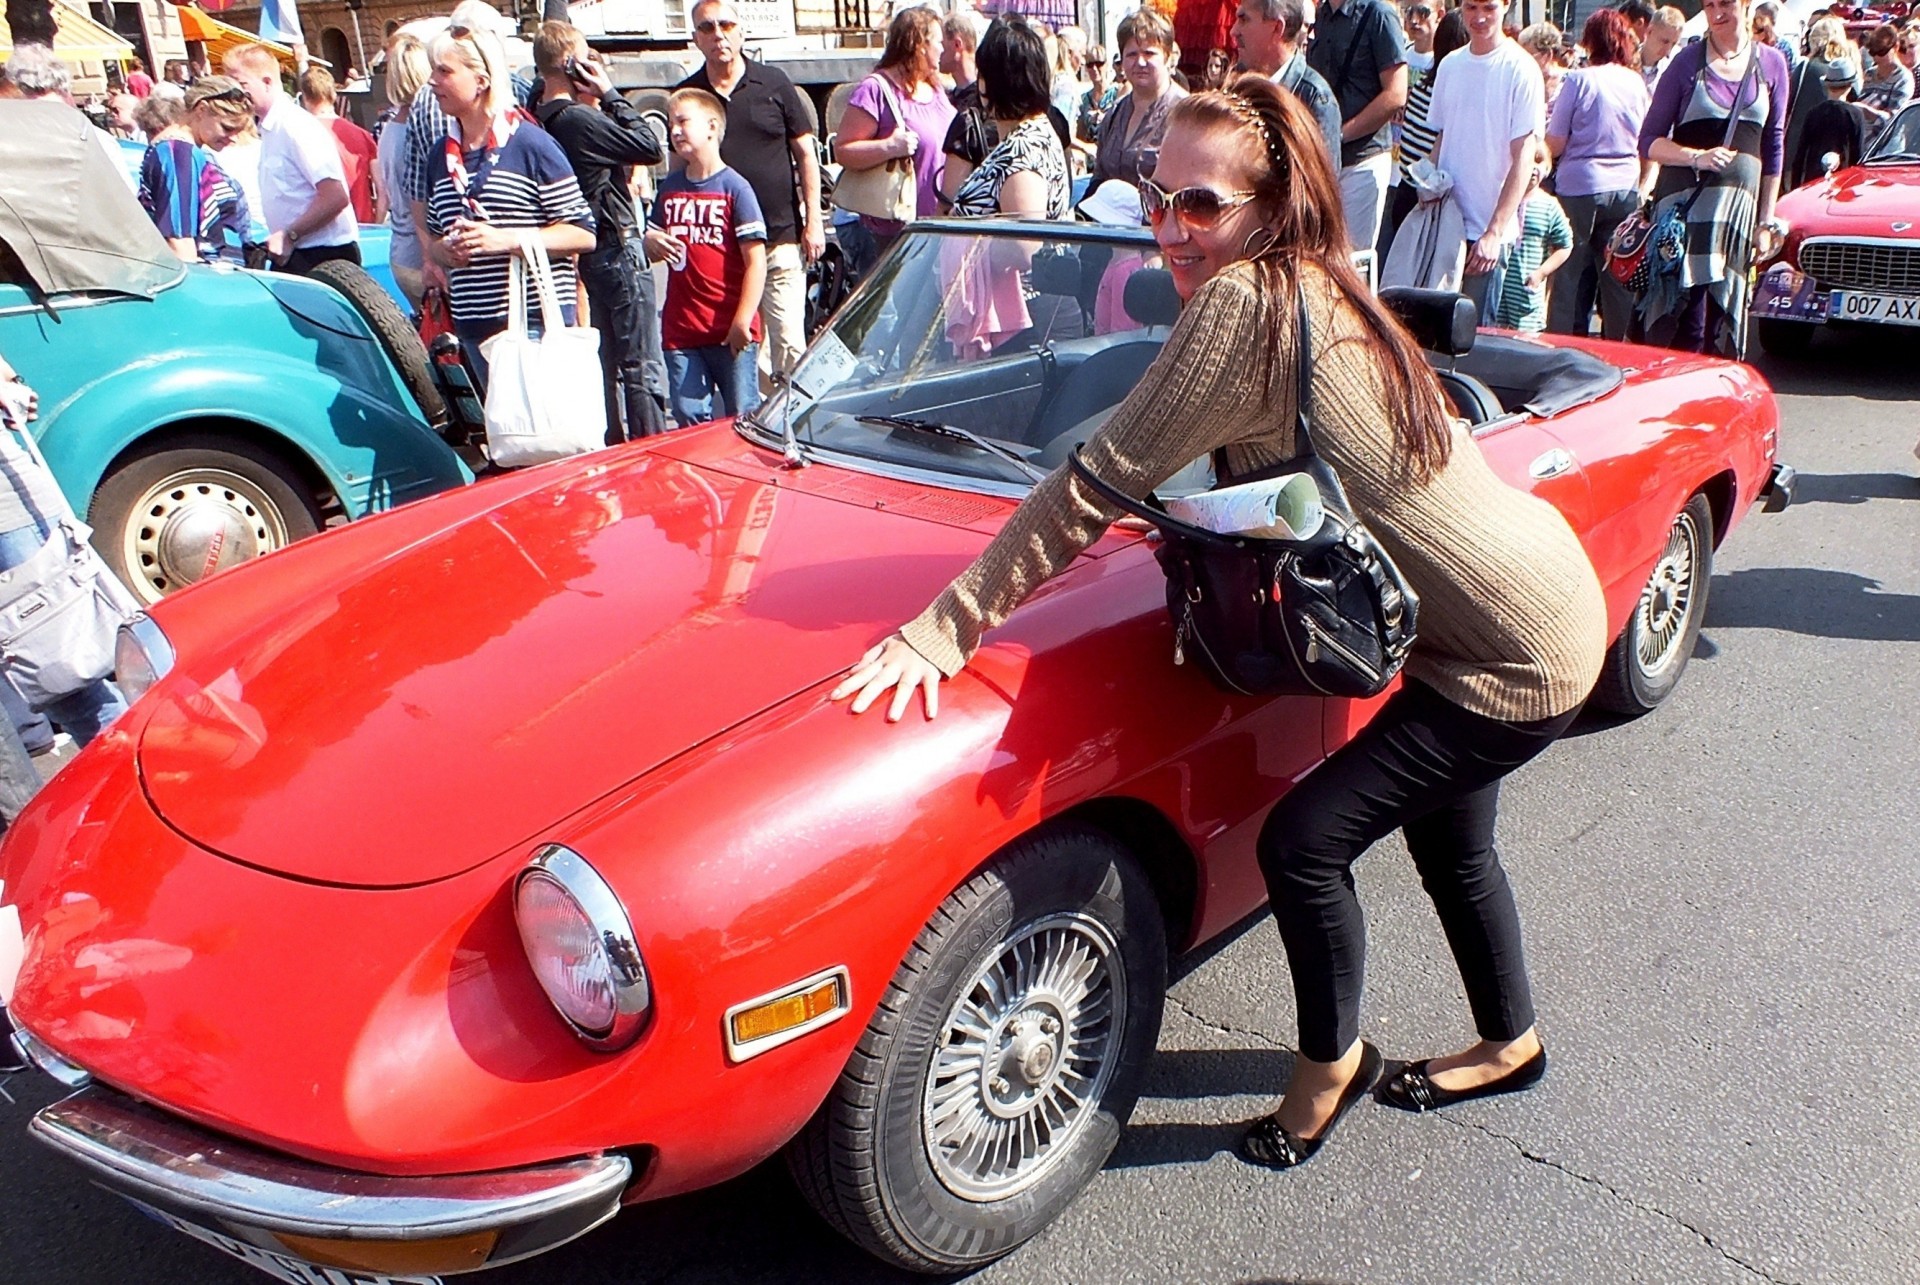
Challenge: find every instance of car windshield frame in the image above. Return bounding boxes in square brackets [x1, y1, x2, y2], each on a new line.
[737, 220, 1165, 500]
[1864, 104, 1920, 164]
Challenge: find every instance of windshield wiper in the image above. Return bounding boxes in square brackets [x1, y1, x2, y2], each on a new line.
[853, 415, 1048, 483]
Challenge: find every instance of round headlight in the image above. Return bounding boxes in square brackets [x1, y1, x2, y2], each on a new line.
[513, 846, 650, 1051]
[114, 614, 174, 704]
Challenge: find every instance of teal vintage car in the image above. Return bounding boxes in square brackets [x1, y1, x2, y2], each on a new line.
[0, 100, 470, 603]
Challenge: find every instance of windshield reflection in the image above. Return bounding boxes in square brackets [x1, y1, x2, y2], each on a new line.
[749, 228, 1213, 495]
[1866, 105, 1920, 163]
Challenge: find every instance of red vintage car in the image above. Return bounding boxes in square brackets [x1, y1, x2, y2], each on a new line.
[0, 222, 1793, 1282]
[1754, 101, 1920, 355]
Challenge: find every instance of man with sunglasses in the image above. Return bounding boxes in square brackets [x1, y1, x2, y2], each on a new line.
[1306, 0, 1409, 251]
[1232, 0, 1342, 164]
[677, 0, 824, 391]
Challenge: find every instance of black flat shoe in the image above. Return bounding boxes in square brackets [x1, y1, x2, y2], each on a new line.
[1376, 1045, 1548, 1113]
[1237, 1041, 1383, 1170]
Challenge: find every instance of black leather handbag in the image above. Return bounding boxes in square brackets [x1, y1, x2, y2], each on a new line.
[1067, 292, 1418, 698]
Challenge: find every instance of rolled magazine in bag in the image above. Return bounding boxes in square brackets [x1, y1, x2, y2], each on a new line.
[1164, 472, 1325, 541]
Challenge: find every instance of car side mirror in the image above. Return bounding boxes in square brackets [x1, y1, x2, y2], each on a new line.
[1821, 151, 1841, 176]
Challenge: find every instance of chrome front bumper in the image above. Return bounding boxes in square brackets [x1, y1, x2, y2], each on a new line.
[29, 1086, 632, 1274]
[1762, 462, 1796, 513]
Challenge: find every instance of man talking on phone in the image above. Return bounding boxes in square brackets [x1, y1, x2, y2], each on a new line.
[534, 20, 670, 439]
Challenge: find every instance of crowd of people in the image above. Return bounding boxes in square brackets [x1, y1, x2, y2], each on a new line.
[9, 0, 1913, 419]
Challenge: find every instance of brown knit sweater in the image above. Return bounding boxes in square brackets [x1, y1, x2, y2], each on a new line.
[898, 261, 1610, 723]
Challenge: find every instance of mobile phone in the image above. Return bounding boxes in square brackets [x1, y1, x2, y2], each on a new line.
[565, 55, 593, 84]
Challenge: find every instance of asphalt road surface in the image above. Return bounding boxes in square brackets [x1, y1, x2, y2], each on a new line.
[2, 335, 1915, 1285]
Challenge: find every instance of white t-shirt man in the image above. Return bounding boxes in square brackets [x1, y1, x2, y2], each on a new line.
[1429, 39, 1544, 242]
[258, 96, 358, 250]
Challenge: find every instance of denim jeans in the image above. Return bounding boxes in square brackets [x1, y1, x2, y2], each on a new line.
[580, 238, 670, 441]
[0, 524, 127, 746]
[664, 344, 761, 429]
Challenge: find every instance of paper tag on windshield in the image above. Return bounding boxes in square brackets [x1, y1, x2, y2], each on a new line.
[791, 330, 857, 400]
[0, 883, 23, 1007]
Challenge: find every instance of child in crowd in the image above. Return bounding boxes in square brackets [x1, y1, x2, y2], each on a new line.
[644, 88, 767, 428]
[1494, 146, 1572, 335]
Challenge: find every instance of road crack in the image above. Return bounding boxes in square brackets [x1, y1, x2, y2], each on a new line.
[1164, 993, 1287, 1049]
[1438, 1115, 1799, 1285]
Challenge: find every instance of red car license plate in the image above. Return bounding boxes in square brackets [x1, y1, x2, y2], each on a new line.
[124, 1199, 442, 1285]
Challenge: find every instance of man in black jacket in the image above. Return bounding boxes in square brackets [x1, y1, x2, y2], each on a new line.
[1791, 58, 1872, 189]
[535, 21, 669, 439]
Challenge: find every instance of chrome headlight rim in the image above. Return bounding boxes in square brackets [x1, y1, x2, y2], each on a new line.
[514, 845, 651, 1053]
[114, 614, 174, 704]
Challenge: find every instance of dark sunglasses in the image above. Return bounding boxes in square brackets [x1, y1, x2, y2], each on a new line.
[1138, 179, 1258, 230]
[695, 18, 740, 33]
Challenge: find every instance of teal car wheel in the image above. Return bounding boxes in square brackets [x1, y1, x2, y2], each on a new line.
[90, 434, 323, 603]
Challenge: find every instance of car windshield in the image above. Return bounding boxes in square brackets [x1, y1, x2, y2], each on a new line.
[1865, 104, 1920, 163]
[742, 223, 1217, 496]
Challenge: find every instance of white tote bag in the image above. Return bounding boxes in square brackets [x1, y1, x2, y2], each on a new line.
[480, 236, 608, 468]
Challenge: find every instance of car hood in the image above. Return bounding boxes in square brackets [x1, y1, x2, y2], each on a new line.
[1787, 163, 1920, 225]
[135, 448, 994, 888]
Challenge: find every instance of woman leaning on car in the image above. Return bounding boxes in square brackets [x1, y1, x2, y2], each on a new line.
[835, 77, 1608, 1172]
[1636, 0, 1788, 357]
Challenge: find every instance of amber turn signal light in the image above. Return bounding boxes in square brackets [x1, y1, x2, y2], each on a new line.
[724, 967, 851, 1061]
[274, 1229, 498, 1275]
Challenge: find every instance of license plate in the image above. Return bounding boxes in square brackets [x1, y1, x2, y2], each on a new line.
[123, 1198, 441, 1285]
[1754, 266, 1828, 322]
[1828, 290, 1920, 325]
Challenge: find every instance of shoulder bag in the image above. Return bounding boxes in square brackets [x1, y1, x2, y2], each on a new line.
[1607, 46, 1761, 291]
[0, 412, 140, 711]
[833, 74, 919, 224]
[1067, 289, 1419, 698]
[480, 235, 609, 468]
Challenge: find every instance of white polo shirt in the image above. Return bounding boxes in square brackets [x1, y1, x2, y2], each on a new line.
[258, 96, 358, 249]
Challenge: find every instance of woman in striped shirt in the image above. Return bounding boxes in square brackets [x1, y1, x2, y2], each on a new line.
[424, 23, 595, 388]
[1380, 9, 1466, 253]
[136, 79, 255, 264]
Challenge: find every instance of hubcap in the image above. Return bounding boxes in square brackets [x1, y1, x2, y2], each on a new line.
[923, 913, 1124, 1202]
[121, 469, 290, 603]
[1634, 510, 1701, 678]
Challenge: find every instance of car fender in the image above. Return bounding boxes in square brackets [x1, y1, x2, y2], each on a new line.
[33, 339, 468, 520]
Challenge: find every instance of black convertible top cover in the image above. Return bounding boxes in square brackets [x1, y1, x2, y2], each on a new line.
[1450, 333, 1625, 419]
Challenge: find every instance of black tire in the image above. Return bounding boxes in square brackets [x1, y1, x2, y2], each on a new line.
[306, 259, 449, 430]
[787, 826, 1166, 1273]
[89, 433, 324, 604]
[1754, 317, 1816, 358]
[1592, 493, 1714, 716]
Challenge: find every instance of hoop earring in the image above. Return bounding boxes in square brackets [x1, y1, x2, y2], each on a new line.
[1242, 226, 1276, 259]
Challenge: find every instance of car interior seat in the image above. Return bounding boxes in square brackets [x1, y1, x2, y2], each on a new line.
[1028, 269, 1184, 465]
[1378, 286, 1506, 426]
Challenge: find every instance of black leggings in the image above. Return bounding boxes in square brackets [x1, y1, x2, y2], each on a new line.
[1256, 681, 1577, 1063]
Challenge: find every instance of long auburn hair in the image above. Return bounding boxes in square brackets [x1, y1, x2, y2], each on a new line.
[1166, 75, 1453, 481]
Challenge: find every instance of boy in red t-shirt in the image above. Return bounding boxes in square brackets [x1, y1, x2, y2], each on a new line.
[645, 88, 768, 428]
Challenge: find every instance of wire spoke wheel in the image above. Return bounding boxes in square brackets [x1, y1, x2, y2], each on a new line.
[1633, 507, 1702, 678]
[923, 913, 1124, 1202]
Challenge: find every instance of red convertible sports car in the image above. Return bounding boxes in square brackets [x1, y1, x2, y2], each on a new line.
[0, 221, 1792, 1281]
[1754, 100, 1920, 355]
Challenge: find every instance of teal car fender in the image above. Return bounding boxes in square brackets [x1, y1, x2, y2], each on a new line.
[0, 263, 471, 522]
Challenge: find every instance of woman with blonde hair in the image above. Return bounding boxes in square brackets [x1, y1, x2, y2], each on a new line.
[378, 32, 432, 307]
[135, 78, 254, 263]
[837, 76, 1608, 1169]
[834, 6, 956, 258]
[424, 22, 596, 388]
[1788, 14, 1861, 164]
